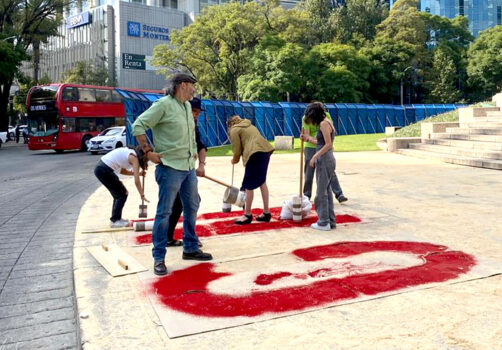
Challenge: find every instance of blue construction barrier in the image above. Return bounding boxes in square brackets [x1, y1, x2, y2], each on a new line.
[118, 90, 465, 148]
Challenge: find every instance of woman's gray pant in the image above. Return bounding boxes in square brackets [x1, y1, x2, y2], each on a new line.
[314, 153, 336, 227]
[303, 148, 344, 200]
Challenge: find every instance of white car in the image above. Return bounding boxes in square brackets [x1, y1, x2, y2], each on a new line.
[0, 131, 7, 148]
[8, 125, 15, 139]
[87, 126, 127, 155]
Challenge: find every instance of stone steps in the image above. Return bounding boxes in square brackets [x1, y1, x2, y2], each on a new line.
[424, 138, 502, 151]
[432, 132, 502, 143]
[445, 127, 502, 135]
[409, 143, 502, 160]
[396, 148, 502, 170]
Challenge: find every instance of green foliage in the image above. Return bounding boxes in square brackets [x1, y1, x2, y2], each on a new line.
[0, 0, 67, 130]
[330, 0, 389, 45]
[425, 48, 461, 103]
[376, 0, 427, 51]
[305, 43, 371, 102]
[152, 1, 267, 100]
[237, 35, 307, 101]
[362, 37, 415, 103]
[303, 0, 335, 43]
[467, 25, 502, 101]
[61, 61, 113, 86]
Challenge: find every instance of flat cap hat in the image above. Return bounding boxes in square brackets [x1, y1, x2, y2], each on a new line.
[170, 73, 197, 84]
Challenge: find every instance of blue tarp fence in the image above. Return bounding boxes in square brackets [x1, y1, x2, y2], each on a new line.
[117, 89, 464, 148]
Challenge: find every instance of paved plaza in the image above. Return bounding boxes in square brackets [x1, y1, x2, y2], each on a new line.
[74, 151, 502, 350]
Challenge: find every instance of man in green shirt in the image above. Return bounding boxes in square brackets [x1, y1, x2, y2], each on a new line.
[301, 110, 348, 203]
[132, 73, 212, 276]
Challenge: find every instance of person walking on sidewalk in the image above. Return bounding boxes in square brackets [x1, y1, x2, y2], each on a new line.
[94, 146, 148, 228]
[301, 103, 348, 203]
[301, 102, 337, 231]
[132, 73, 212, 276]
[227, 115, 275, 225]
[166, 97, 206, 247]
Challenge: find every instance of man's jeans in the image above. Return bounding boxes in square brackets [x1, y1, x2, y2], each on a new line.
[152, 164, 199, 262]
[303, 147, 344, 199]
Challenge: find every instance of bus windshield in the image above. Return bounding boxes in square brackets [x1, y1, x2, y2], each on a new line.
[28, 113, 59, 137]
[30, 86, 58, 102]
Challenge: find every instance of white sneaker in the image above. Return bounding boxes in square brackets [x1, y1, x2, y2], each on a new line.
[110, 219, 130, 228]
[310, 223, 331, 231]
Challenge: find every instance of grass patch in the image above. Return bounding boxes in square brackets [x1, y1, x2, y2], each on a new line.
[207, 133, 385, 157]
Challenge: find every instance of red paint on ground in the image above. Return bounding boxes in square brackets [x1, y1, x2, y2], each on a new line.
[149, 241, 476, 317]
[254, 272, 293, 285]
[133, 207, 361, 245]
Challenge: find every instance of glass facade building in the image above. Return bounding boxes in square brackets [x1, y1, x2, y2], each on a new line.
[391, 0, 502, 36]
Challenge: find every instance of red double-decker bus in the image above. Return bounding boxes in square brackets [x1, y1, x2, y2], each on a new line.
[26, 83, 161, 152]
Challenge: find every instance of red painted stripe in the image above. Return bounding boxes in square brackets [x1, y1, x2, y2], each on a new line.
[134, 212, 361, 245]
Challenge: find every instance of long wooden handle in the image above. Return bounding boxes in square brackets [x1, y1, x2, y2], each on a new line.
[231, 164, 234, 187]
[141, 175, 145, 206]
[300, 137, 304, 198]
[204, 175, 232, 188]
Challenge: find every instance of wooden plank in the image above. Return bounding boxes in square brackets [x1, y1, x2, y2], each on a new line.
[81, 227, 134, 234]
[87, 244, 147, 277]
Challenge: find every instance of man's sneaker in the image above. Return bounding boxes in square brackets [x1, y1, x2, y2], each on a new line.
[337, 195, 348, 203]
[110, 219, 129, 228]
[311, 223, 331, 231]
[154, 261, 168, 276]
[182, 249, 213, 261]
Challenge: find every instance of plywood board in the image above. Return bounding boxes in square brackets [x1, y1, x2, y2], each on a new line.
[139, 240, 502, 338]
[87, 243, 147, 277]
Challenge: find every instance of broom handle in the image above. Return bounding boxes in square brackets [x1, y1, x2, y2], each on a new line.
[231, 164, 234, 186]
[204, 175, 232, 188]
[141, 175, 145, 206]
[300, 132, 304, 198]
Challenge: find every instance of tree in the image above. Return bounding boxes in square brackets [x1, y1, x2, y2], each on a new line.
[330, 0, 388, 45]
[425, 48, 460, 103]
[361, 37, 415, 103]
[304, 43, 371, 102]
[376, 0, 427, 51]
[151, 2, 267, 100]
[303, 0, 336, 43]
[13, 73, 51, 115]
[61, 61, 112, 86]
[467, 26, 502, 101]
[237, 35, 307, 101]
[0, 0, 67, 131]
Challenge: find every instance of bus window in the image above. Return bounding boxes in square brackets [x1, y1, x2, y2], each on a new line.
[96, 89, 112, 102]
[62, 87, 79, 101]
[62, 117, 76, 132]
[78, 88, 96, 102]
[111, 91, 122, 102]
[96, 117, 116, 131]
[30, 86, 58, 101]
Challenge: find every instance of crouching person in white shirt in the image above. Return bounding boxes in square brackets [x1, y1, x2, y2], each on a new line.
[94, 146, 148, 228]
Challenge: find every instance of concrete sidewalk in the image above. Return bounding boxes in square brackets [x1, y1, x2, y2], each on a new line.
[74, 151, 502, 350]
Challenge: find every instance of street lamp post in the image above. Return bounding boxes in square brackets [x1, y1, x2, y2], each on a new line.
[400, 66, 414, 105]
